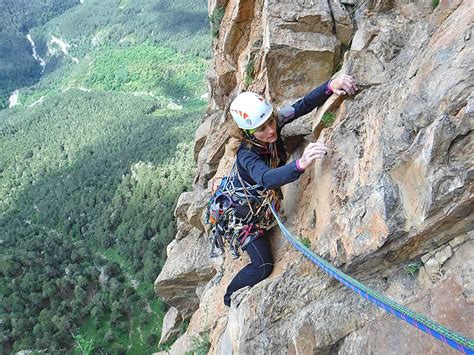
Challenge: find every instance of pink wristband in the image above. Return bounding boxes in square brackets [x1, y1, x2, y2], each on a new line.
[325, 80, 333, 95]
[296, 159, 305, 172]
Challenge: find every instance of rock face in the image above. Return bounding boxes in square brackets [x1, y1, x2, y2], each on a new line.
[159, 307, 182, 345]
[264, 0, 353, 103]
[155, 0, 474, 353]
[154, 228, 215, 320]
[339, 240, 474, 355]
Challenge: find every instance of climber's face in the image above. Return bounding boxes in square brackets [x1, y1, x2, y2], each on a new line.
[253, 116, 277, 143]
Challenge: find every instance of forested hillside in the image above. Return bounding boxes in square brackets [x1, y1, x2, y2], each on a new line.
[0, 0, 79, 108]
[0, 0, 210, 353]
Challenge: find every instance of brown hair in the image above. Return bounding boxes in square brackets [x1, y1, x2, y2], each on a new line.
[228, 119, 246, 141]
[227, 119, 247, 155]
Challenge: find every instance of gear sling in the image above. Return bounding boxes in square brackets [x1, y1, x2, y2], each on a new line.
[206, 162, 279, 259]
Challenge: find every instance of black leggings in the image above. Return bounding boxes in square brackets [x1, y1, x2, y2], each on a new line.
[224, 236, 274, 306]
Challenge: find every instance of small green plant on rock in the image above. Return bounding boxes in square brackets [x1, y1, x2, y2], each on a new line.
[179, 319, 190, 336]
[210, 6, 225, 38]
[432, 0, 440, 9]
[158, 319, 190, 352]
[321, 111, 336, 127]
[186, 331, 210, 355]
[300, 236, 311, 248]
[244, 58, 255, 87]
[404, 260, 423, 276]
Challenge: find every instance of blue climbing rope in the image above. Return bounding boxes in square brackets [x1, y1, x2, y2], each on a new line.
[270, 205, 474, 354]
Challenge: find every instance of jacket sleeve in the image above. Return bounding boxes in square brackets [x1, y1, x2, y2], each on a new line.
[238, 149, 304, 189]
[277, 80, 332, 128]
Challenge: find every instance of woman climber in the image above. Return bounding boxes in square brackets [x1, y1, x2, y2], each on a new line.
[218, 74, 357, 307]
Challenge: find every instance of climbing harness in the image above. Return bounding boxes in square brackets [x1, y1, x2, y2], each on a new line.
[206, 163, 279, 259]
[270, 204, 474, 354]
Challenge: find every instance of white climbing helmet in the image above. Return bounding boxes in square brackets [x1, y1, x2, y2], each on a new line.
[230, 92, 273, 130]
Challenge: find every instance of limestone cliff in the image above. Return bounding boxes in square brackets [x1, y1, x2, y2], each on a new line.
[155, 0, 473, 353]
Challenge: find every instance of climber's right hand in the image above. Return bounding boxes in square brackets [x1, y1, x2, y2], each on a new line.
[298, 142, 328, 170]
[330, 74, 358, 96]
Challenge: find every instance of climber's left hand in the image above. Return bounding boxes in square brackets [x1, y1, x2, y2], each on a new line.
[329, 74, 358, 96]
